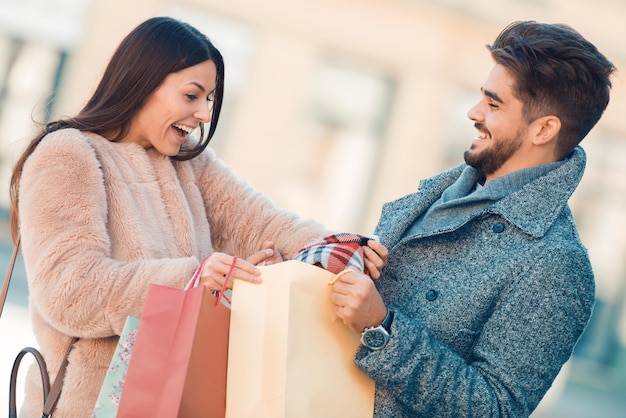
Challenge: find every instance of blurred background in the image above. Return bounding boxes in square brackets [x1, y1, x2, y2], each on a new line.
[0, 0, 625, 416]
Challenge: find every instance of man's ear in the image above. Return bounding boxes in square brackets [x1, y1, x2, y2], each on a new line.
[532, 115, 561, 145]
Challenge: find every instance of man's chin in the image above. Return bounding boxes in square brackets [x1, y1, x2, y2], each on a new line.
[463, 149, 476, 165]
[464, 150, 487, 174]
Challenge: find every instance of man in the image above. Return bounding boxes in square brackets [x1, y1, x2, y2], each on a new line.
[330, 21, 616, 417]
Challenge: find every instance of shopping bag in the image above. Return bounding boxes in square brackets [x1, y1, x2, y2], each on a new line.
[117, 259, 231, 418]
[91, 316, 140, 417]
[226, 260, 375, 417]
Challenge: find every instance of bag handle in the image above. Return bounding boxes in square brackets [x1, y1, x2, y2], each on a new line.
[185, 254, 212, 290]
[9, 346, 50, 418]
[215, 256, 236, 306]
[185, 255, 236, 305]
[9, 338, 78, 418]
[3, 239, 78, 417]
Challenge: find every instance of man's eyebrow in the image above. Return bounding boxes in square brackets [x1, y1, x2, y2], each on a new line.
[481, 87, 504, 103]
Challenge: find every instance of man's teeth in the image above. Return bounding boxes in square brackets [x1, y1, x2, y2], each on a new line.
[173, 124, 193, 134]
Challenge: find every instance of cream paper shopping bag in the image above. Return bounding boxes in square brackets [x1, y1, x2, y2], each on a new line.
[226, 260, 375, 418]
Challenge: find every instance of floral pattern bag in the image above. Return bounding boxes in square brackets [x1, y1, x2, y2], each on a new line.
[91, 316, 140, 417]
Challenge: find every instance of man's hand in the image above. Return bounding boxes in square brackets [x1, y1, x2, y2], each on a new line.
[329, 270, 387, 333]
[363, 240, 388, 279]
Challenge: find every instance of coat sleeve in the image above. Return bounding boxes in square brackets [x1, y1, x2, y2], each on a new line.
[19, 130, 199, 338]
[355, 245, 595, 417]
[191, 148, 330, 260]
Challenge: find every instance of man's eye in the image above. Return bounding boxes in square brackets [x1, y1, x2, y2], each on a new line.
[488, 102, 499, 108]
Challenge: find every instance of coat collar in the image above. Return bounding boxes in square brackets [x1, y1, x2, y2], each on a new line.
[490, 146, 585, 237]
[376, 147, 586, 247]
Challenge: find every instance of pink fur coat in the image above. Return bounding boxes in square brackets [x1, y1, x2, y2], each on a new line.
[17, 128, 327, 417]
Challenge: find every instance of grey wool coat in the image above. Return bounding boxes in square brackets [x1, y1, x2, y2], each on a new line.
[355, 147, 594, 417]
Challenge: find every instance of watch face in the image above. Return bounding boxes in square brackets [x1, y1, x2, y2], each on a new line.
[362, 327, 389, 350]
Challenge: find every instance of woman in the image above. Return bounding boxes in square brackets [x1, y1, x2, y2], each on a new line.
[10, 17, 385, 416]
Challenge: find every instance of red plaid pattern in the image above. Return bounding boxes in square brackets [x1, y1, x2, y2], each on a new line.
[293, 233, 377, 274]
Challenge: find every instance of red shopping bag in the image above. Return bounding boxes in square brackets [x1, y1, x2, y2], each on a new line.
[117, 257, 232, 418]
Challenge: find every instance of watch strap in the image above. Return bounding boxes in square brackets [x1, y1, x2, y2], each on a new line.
[380, 308, 394, 333]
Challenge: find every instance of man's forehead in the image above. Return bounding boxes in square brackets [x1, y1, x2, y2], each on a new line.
[482, 64, 518, 103]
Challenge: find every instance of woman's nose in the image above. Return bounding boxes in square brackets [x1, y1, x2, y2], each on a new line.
[195, 103, 212, 123]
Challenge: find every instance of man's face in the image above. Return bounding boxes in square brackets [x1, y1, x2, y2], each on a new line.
[465, 64, 531, 181]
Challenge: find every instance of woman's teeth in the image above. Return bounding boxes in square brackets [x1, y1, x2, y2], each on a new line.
[173, 124, 193, 135]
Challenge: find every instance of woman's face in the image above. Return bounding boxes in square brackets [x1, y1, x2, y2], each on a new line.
[123, 60, 217, 156]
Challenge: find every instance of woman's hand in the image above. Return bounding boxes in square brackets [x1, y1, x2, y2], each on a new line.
[363, 240, 388, 279]
[199, 242, 283, 291]
[248, 241, 284, 266]
[199, 252, 262, 292]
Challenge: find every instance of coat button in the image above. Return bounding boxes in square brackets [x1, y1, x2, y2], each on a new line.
[493, 223, 505, 233]
[425, 289, 438, 301]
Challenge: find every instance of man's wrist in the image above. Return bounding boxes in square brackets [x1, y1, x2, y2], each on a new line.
[360, 308, 394, 351]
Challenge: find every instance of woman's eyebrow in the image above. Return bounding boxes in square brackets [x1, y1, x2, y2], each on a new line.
[188, 81, 206, 92]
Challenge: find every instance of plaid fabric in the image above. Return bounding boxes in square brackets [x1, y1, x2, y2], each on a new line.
[293, 233, 376, 274]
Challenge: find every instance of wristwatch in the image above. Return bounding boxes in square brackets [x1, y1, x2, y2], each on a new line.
[360, 309, 394, 351]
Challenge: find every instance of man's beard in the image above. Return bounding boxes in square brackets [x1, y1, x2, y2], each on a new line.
[464, 124, 524, 177]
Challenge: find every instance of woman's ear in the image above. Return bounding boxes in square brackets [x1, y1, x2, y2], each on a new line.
[532, 115, 561, 145]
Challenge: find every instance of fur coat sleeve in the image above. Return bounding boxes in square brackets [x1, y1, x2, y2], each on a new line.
[186, 143, 329, 261]
[17, 128, 328, 417]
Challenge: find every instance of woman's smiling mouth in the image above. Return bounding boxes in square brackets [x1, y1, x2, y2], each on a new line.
[172, 123, 194, 140]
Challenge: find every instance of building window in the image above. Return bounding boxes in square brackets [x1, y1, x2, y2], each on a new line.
[165, 5, 255, 153]
[279, 58, 395, 231]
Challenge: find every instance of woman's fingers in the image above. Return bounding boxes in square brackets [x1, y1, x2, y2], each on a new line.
[248, 241, 284, 266]
[246, 248, 275, 266]
[200, 253, 262, 290]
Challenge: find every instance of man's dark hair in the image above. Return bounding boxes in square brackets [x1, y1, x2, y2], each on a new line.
[488, 21, 616, 158]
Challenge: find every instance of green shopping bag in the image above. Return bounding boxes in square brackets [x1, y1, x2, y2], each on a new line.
[91, 316, 140, 417]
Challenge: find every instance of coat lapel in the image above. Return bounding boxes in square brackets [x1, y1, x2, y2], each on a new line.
[375, 164, 465, 249]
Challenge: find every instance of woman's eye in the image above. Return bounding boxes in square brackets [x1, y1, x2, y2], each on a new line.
[207, 91, 215, 102]
[186, 94, 198, 101]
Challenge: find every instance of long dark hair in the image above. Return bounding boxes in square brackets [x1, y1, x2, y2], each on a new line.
[9, 16, 225, 243]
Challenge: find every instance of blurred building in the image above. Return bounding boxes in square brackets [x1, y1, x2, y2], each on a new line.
[1, 0, 625, 415]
